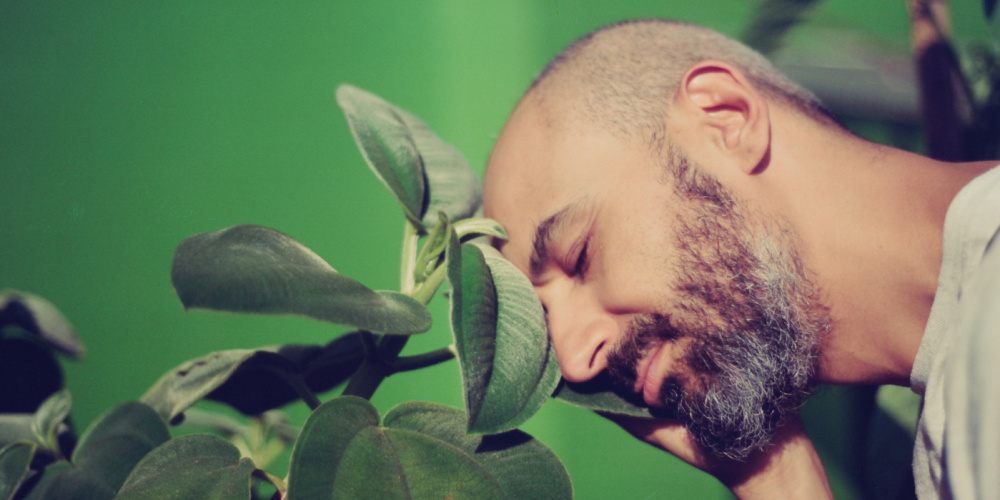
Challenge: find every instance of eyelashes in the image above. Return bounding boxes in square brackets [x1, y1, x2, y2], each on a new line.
[573, 239, 590, 278]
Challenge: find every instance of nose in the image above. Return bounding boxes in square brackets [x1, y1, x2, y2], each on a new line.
[543, 288, 619, 383]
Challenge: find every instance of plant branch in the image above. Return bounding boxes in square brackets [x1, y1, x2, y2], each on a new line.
[275, 371, 321, 411]
[391, 345, 457, 374]
[411, 264, 447, 305]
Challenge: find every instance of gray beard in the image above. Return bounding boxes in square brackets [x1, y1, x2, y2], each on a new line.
[606, 145, 830, 460]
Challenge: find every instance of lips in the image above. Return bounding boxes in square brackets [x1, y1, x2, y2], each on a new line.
[635, 342, 667, 408]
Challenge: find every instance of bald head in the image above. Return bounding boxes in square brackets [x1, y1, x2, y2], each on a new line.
[523, 19, 838, 149]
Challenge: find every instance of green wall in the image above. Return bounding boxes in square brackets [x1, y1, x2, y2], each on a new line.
[1, 2, 993, 498]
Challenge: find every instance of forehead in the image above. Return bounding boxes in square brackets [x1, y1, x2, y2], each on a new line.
[482, 100, 653, 271]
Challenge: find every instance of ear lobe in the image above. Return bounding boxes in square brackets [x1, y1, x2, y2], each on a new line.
[678, 60, 770, 175]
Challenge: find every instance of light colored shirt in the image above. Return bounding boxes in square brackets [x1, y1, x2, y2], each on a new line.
[911, 165, 1000, 499]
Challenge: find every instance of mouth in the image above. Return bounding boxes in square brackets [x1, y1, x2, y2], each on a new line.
[634, 342, 667, 408]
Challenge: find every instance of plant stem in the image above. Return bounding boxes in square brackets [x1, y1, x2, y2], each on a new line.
[391, 346, 456, 374]
[276, 371, 321, 411]
[411, 264, 447, 305]
[341, 334, 409, 400]
[400, 221, 420, 293]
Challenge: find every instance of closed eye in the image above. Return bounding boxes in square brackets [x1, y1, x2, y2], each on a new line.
[573, 239, 590, 278]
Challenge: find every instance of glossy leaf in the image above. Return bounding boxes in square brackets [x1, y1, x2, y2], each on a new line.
[336, 85, 482, 229]
[0, 441, 35, 500]
[447, 239, 560, 434]
[552, 376, 653, 418]
[287, 396, 504, 500]
[114, 434, 254, 500]
[171, 224, 432, 334]
[384, 401, 573, 500]
[32, 390, 71, 451]
[142, 349, 300, 423]
[336, 85, 426, 224]
[0, 290, 83, 358]
[206, 335, 366, 415]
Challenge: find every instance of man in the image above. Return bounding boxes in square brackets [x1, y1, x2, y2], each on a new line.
[482, 19, 999, 499]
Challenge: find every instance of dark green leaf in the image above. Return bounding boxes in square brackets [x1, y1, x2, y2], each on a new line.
[446, 239, 560, 434]
[17, 461, 70, 500]
[0, 290, 83, 358]
[336, 85, 426, 225]
[206, 335, 366, 415]
[0, 338, 64, 414]
[287, 397, 505, 500]
[336, 85, 482, 229]
[114, 434, 254, 500]
[552, 375, 653, 418]
[987, 0, 998, 19]
[142, 349, 301, 423]
[171, 225, 432, 334]
[384, 401, 573, 500]
[32, 390, 71, 451]
[71, 402, 171, 495]
[396, 106, 481, 229]
[0, 441, 36, 500]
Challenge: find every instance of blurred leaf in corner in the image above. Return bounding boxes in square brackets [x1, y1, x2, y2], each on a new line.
[986, 0, 998, 20]
[741, 0, 826, 55]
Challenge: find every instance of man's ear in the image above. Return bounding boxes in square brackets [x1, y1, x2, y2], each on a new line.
[675, 60, 770, 175]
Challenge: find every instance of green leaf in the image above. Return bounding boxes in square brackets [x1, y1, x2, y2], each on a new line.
[141, 349, 301, 423]
[32, 390, 71, 451]
[0, 290, 84, 358]
[0, 416, 35, 450]
[446, 239, 560, 434]
[396, 108, 481, 229]
[336, 85, 426, 225]
[384, 401, 573, 500]
[740, 0, 823, 55]
[453, 217, 508, 242]
[114, 434, 255, 500]
[287, 397, 505, 500]
[70, 402, 171, 495]
[0, 441, 36, 500]
[552, 376, 653, 418]
[336, 84, 482, 229]
[17, 461, 70, 500]
[171, 224, 432, 334]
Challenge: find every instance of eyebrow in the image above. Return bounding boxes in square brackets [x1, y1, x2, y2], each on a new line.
[529, 201, 583, 278]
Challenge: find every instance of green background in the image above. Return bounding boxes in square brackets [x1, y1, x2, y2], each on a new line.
[1, 2, 994, 498]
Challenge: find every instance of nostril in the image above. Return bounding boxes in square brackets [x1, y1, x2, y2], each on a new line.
[589, 340, 607, 371]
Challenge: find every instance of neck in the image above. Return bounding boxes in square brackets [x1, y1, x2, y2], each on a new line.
[761, 110, 994, 386]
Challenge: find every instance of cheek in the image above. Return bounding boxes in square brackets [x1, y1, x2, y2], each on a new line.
[598, 214, 678, 312]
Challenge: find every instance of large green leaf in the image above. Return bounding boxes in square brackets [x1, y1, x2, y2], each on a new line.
[142, 349, 302, 423]
[552, 375, 653, 418]
[0, 290, 84, 358]
[114, 434, 254, 500]
[0, 441, 35, 500]
[383, 401, 573, 500]
[336, 85, 482, 229]
[286, 396, 504, 500]
[336, 85, 426, 224]
[446, 239, 560, 434]
[17, 461, 70, 500]
[171, 224, 432, 334]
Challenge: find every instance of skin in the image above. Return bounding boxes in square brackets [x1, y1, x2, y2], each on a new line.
[482, 60, 995, 498]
